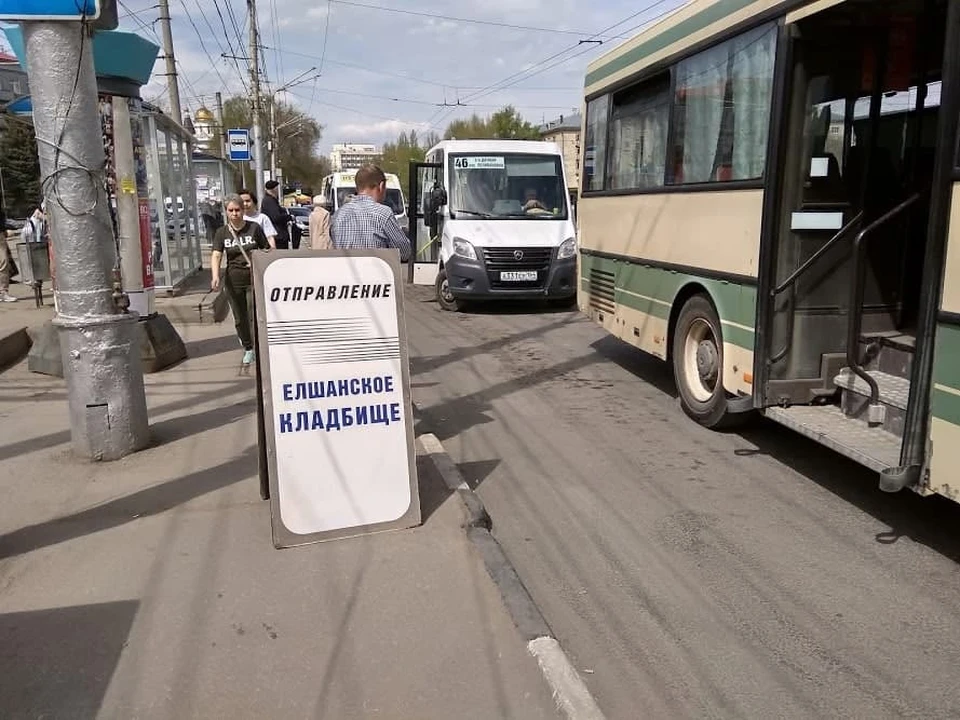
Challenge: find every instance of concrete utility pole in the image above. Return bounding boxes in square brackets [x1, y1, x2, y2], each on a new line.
[247, 0, 265, 200]
[157, 0, 182, 125]
[215, 91, 226, 158]
[22, 21, 149, 460]
[270, 100, 277, 183]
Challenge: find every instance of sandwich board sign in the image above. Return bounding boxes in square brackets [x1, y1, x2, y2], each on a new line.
[252, 249, 421, 548]
[228, 128, 251, 162]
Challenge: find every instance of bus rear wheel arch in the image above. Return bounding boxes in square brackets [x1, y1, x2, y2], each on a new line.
[671, 293, 738, 429]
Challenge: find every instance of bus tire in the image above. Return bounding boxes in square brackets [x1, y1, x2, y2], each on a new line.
[436, 269, 465, 312]
[672, 294, 732, 429]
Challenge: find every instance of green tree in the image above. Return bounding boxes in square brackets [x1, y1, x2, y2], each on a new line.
[489, 106, 540, 140]
[443, 105, 540, 141]
[380, 130, 426, 194]
[0, 115, 41, 218]
[221, 95, 328, 193]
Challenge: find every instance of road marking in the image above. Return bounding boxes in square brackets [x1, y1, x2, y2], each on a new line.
[528, 637, 607, 720]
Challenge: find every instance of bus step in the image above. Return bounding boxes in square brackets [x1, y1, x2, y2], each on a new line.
[764, 405, 900, 473]
[834, 368, 909, 438]
[860, 331, 915, 378]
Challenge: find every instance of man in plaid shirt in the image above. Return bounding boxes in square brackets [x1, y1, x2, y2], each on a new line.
[330, 164, 412, 261]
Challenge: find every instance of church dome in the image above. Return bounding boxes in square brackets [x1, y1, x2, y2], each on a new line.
[195, 106, 215, 122]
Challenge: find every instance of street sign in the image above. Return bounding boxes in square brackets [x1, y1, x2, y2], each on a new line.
[0, 0, 116, 27]
[253, 249, 421, 548]
[227, 128, 251, 162]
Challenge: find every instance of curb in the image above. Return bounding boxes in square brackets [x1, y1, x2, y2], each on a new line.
[418, 433, 607, 720]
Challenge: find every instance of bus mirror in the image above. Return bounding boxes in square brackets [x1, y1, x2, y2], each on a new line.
[431, 185, 448, 209]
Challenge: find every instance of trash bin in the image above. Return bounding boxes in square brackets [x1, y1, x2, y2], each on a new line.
[15, 240, 51, 285]
[16, 241, 51, 307]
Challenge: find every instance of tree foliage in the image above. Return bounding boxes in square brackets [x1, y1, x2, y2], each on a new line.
[221, 95, 330, 193]
[444, 105, 540, 141]
[0, 115, 41, 218]
[379, 130, 441, 194]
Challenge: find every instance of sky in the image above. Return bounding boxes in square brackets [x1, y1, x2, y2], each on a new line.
[3, 0, 690, 155]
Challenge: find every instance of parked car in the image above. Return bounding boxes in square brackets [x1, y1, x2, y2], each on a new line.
[288, 206, 310, 239]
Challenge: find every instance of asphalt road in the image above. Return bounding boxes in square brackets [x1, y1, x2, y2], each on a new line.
[403, 285, 960, 720]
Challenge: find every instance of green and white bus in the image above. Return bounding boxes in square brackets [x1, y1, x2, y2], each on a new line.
[578, 0, 960, 505]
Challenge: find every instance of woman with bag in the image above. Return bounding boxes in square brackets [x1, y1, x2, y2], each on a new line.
[211, 194, 270, 366]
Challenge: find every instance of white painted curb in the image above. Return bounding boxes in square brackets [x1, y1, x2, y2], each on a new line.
[529, 637, 607, 720]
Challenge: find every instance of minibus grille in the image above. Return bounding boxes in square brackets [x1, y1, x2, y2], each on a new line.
[481, 247, 553, 289]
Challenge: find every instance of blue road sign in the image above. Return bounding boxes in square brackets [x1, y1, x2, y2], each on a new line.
[0, 0, 104, 21]
[228, 128, 251, 162]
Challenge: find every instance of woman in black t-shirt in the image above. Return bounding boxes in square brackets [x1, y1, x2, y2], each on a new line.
[211, 194, 269, 365]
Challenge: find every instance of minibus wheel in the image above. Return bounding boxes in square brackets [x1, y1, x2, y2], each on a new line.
[436, 269, 465, 312]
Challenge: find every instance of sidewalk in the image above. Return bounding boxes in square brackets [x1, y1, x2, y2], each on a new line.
[0, 317, 562, 719]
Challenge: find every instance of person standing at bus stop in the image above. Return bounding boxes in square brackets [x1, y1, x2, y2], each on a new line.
[211, 194, 270, 366]
[262, 180, 293, 250]
[309, 194, 332, 250]
[330, 164, 411, 260]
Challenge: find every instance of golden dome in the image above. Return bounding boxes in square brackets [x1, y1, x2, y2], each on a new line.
[195, 106, 215, 122]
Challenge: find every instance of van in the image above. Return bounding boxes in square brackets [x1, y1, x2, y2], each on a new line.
[417, 139, 577, 311]
[320, 171, 409, 232]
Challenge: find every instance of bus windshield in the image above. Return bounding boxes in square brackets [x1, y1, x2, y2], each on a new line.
[337, 187, 405, 215]
[449, 153, 568, 220]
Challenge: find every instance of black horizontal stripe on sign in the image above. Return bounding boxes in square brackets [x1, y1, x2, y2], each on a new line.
[302, 354, 401, 367]
[269, 336, 399, 349]
[266, 317, 369, 325]
[267, 330, 375, 343]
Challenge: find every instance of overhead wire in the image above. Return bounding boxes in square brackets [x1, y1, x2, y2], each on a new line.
[213, 0, 250, 91]
[178, 0, 233, 97]
[325, 0, 632, 39]
[458, 0, 683, 107]
[196, 0, 249, 92]
[319, 0, 332, 74]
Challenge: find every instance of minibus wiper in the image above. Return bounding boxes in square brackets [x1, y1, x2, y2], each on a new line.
[454, 208, 496, 218]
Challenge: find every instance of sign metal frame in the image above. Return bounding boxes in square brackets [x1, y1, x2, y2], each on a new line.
[253, 249, 421, 549]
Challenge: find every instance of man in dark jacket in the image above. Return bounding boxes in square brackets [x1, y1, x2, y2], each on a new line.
[261, 180, 292, 249]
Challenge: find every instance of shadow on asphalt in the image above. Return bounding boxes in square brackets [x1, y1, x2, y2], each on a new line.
[149, 397, 256, 446]
[0, 446, 259, 561]
[416, 452, 456, 523]
[738, 422, 960, 564]
[0, 375, 257, 463]
[589, 334, 678, 399]
[589, 334, 960, 563]
[458, 300, 580, 316]
[410, 316, 575, 376]
[182, 333, 243, 360]
[0, 600, 138, 718]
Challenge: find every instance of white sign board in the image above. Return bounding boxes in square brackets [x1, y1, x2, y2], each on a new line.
[453, 156, 505, 170]
[228, 128, 251, 162]
[253, 250, 420, 548]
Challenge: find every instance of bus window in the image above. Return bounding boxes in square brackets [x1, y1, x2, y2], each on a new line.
[607, 75, 670, 190]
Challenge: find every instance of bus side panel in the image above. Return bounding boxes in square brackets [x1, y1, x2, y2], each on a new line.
[580, 252, 625, 345]
[927, 183, 960, 503]
[580, 253, 756, 397]
[578, 191, 762, 397]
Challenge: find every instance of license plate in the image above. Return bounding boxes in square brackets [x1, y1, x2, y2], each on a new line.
[500, 271, 538, 282]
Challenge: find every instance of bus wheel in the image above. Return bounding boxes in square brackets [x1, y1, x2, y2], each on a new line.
[436, 269, 464, 312]
[672, 295, 730, 428]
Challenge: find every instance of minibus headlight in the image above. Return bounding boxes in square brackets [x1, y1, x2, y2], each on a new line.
[558, 237, 577, 259]
[453, 237, 478, 260]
